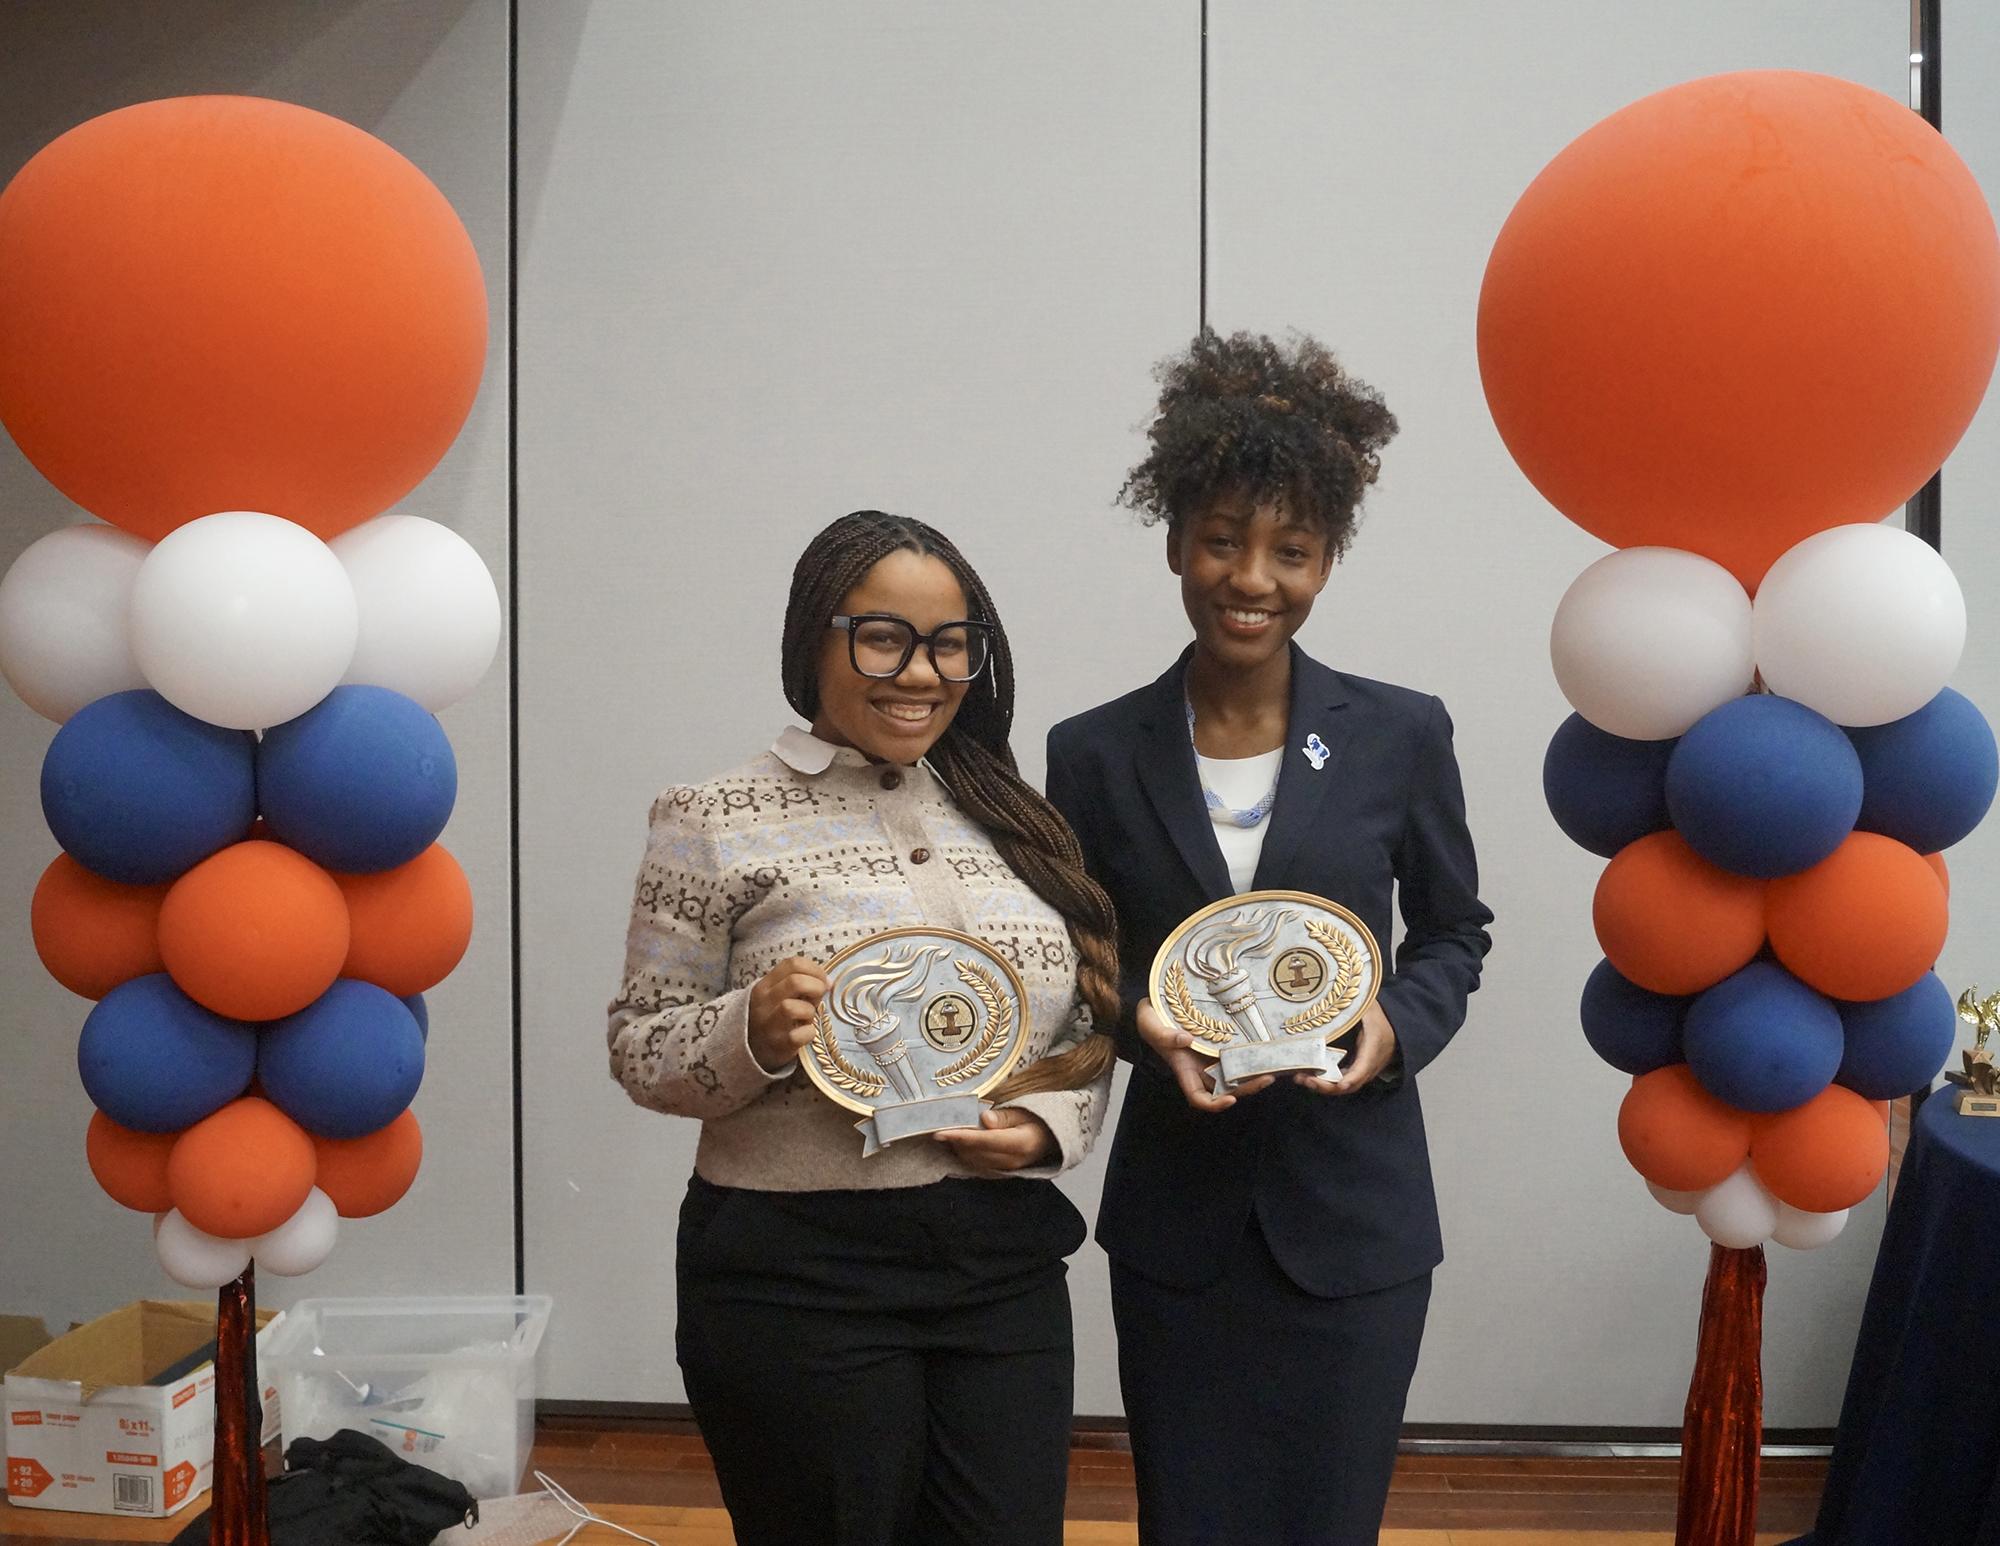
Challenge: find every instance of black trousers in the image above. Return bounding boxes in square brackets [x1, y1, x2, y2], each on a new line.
[675, 1174, 1085, 1546]
[1111, 1215, 1432, 1546]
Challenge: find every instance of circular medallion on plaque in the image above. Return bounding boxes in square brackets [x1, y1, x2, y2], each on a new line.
[1148, 891, 1383, 1086]
[805, 927, 1029, 1154]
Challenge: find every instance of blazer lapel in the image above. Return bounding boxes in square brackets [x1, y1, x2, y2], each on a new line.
[1132, 652, 1233, 902]
[1251, 647, 1352, 891]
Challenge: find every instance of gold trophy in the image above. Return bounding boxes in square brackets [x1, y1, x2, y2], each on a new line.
[1951, 986, 2000, 1117]
[804, 927, 1030, 1154]
[1150, 891, 1382, 1089]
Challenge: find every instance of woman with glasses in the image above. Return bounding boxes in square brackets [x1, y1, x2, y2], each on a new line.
[1046, 333, 1493, 1545]
[608, 509, 1117, 1546]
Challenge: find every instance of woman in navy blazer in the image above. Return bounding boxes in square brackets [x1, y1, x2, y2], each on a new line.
[1047, 331, 1492, 1545]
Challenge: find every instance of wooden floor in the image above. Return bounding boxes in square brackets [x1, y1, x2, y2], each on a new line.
[526, 1415, 1823, 1536]
[0, 1418, 1826, 1544]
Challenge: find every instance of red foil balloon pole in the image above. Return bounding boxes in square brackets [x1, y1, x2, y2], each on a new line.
[208, 1263, 270, 1546]
[1675, 1243, 1766, 1546]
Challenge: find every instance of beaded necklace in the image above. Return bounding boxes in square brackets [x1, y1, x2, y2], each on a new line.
[1186, 699, 1279, 829]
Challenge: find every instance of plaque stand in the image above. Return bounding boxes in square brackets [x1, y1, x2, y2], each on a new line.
[858, 1093, 987, 1155]
[1217, 1038, 1332, 1086]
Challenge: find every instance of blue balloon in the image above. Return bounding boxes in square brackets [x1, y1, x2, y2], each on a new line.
[1846, 687, 1998, 856]
[1684, 961, 1843, 1113]
[1579, 958, 1688, 1075]
[259, 979, 425, 1139]
[257, 686, 456, 874]
[41, 690, 256, 884]
[1666, 695, 1862, 878]
[402, 993, 429, 1042]
[1836, 972, 1957, 1100]
[78, 974, 257, 1133]
[1543, 714, 1676, 858]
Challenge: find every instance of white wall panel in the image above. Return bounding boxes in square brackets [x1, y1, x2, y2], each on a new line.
[515, 0, 1196, 1409]
[1205, 1, 1913, 1427]
[1933, 4, 2000, 1149]
[0, 0, 515, 1326]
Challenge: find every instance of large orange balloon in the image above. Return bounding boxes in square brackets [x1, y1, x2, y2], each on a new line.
[31, 854, 167, 999]
[0, 96, 486, 541]
[336, 844, 473, 997]
[167, 1097, 316, 1238]
[158, 841, 350, 1021]
[1750, 1085, 1889, 1212]
[86, 1111, 177, 1213]
[1767, 833, 1947, 1002]
[312, 1110, 422, 1218]
[1618, 1064, 1754, 1192]
[1479, 71, 2000, 590]
[1593, 831, 1766, 995]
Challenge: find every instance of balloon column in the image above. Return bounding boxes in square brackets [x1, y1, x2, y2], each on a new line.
[0, 97, 496, 1292]
[1481, 70, 1999, 1543]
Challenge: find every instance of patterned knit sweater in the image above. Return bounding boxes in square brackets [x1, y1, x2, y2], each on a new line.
[607, 728, 1111, 1190]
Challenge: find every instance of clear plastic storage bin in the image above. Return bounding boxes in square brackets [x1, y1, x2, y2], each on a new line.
[259, 1296, 552, 1500]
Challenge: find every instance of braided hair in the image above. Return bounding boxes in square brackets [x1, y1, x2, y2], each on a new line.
[1118, 329, 1399, 559]
[781, 511, 1118, 1100]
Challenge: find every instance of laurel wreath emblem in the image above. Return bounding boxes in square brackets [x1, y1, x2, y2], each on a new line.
[934, 960, 1014, 1085]
[809, 1003, 885, 1098]
[1280, 921, 1363, 1035]
[1161, 960, 1237, 1048]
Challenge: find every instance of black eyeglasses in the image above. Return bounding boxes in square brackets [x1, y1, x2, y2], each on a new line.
[829, 614, 995, 682]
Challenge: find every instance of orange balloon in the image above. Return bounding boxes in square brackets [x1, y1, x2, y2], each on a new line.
[1479, 72, 2000, 590]
[31, 854, 167, 999]
[1924, 851, 1949, 898]
[1767, 833, 1946, 1002]
[86, 1111, 177, 1213]
[336, 844, 472, 997]
[1593, 831, 1766, 994]
[167, 1097, 316, 1238]
[1750, 1085, 1889, 1212]
[0, 96, 486, 541]
[158, 841, 350, 1021]
[312, 1110, 422, 1219]
[1618, 1064, 1754, 1192]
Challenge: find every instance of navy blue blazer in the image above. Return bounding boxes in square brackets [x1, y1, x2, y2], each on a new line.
[1046, 645, 1493, 1298]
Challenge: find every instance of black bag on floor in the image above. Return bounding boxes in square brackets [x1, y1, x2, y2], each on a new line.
[172, 1428, 479, 1546]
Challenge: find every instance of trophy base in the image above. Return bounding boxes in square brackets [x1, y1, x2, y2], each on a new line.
[1957, 1088, 2000, 1118]
[1218, 1038, 1340, 1087]
[857, 1093, 987, 1155]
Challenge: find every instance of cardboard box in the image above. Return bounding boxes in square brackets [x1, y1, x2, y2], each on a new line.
[4, 1301, 281, 1519]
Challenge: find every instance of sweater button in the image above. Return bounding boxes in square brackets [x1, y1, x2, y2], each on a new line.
[909, 847, 931, 865]
[879, 769, 902, 790]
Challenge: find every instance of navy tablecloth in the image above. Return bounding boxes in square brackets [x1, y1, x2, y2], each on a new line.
[1790, 1092, 2000, 1545]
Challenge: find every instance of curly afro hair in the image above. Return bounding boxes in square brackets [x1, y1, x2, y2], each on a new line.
[1117, 330, 1399, 559]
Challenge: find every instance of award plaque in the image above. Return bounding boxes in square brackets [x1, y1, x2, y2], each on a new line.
[805, 927, 1031, 1155]
[1149, 891, 1382, 1088]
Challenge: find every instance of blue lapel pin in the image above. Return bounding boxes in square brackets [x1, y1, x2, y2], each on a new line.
[1302, 733, 1330, 771]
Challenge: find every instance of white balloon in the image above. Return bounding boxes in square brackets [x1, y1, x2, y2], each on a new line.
[130, 511, 357, 730]
[1551, 548, 1754, 739]
[251, 1187, 338, 1277]
[1754, 524, 1966, 727]
[155, 1209, 252, 1289]
[332, 514, 500, 712]
[1770, 1202, 1849, 1251]
[1646, 1179, 1702, 1216]
[0, 524, 152, 721]
[1695, 1163, 1780, 1249]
